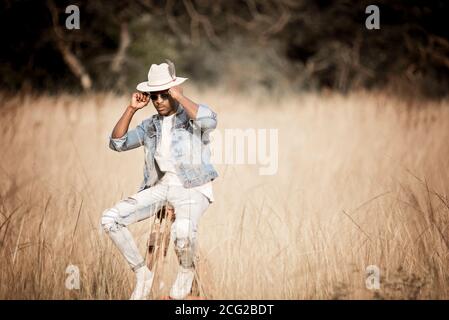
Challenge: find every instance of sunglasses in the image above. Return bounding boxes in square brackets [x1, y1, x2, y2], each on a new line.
[149, 92, 170, 100]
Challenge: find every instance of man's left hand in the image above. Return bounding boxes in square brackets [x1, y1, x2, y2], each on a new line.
[168, 85, 183, 101]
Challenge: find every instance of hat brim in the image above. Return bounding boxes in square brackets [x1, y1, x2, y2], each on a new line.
[136, 77, 188, 92]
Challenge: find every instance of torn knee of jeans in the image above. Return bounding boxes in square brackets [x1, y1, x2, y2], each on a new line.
[175, 237, 198, 255]
[122, 197, 138, 205]
[175, 237, 190, 250]
[174, 237, 195, 268]
[101, 216, 123, 233]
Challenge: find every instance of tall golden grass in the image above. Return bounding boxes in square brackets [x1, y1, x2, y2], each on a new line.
[0, 87, 449, 299]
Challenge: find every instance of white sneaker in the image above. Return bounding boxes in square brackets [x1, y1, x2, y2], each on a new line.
[169, 267, 195, 300]
[130, 266, 154, 300]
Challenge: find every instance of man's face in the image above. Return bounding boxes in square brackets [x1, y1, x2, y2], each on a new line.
[148, 90, 177, 116]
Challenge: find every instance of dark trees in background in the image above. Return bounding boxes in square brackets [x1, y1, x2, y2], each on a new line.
[0, 0, 447, 98]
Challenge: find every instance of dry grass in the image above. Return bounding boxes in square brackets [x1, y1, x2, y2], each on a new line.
[1, 87, 449, 299]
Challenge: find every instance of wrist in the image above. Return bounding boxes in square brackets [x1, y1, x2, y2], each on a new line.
[173, 93, 184, 102]
[127, 105, 138, 113]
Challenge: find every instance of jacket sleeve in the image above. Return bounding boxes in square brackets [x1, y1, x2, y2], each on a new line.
[193, 104, 218, 131]
[109, 120, 147, 152]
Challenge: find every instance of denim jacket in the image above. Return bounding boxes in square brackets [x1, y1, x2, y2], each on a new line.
[109, 103, 219, 192]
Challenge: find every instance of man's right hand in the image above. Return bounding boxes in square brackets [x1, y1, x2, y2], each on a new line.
[130, 92, 150, 110]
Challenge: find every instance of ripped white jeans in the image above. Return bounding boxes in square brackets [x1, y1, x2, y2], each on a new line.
[101, 183, 209, 271]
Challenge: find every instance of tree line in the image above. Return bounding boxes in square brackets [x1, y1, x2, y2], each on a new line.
[0, 0, 447, 98]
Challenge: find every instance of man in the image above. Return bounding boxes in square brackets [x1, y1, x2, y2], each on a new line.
[100, 60, 218, 300]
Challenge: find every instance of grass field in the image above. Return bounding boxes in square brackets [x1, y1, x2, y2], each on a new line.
[1, 87, 448, 299]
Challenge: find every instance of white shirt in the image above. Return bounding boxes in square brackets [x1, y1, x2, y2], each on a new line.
[155, 113, 214, 203]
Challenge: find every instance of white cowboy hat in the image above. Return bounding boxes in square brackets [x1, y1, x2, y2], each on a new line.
[136, 59, 188, 92]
